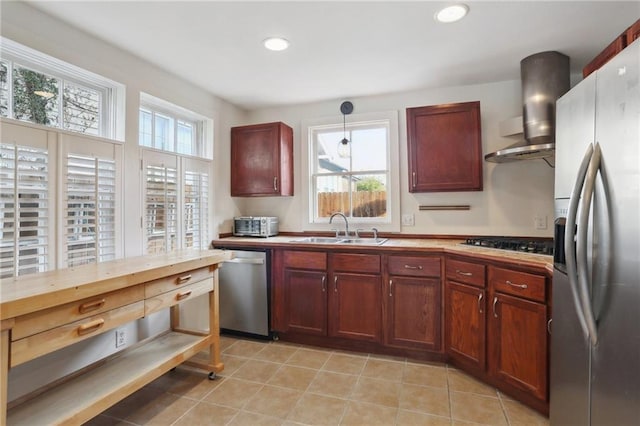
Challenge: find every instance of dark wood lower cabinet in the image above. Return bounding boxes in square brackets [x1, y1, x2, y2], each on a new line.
[445, 280, 486, 371]
[270, 248, 551, 415]
[387, 276, 441, 351]
[489, 292, 548, 401]
[329, 272, 382, 342]
[283, 269, 327, 335]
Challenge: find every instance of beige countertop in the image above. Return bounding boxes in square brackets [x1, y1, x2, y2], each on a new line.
[212, 236, 553, 272]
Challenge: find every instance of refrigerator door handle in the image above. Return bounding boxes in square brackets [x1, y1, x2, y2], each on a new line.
[565, 143, 594, 340]
[576, 143, 602, 346]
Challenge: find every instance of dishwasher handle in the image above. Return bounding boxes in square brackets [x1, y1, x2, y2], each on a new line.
[224, 257, 265, 265]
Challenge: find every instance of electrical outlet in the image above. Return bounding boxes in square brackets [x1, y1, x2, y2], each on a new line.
[402, 213, 415, 226]
[534, 215, 547, 230]
[115, 328, 126, 348]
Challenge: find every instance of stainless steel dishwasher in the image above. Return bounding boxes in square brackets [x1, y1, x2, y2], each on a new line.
[217, 248, 271, 338]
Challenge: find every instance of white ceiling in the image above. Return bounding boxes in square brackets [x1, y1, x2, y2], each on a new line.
[25, 1, 640, 110]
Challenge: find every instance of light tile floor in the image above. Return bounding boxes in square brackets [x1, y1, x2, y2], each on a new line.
[85, 335, 549, 426]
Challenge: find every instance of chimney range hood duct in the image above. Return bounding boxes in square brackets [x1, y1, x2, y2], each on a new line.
[485, 51, 570, 163]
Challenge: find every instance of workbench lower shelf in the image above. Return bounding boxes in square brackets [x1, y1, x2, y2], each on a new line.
[8, 331, 212, 426]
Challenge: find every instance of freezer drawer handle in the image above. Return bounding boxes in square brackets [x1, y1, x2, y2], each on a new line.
[506, 280, 528, 289]
[456, 270, 472, 276]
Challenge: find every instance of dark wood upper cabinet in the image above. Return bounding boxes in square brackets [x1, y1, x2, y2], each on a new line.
[230, 121, 293, 197]
[583, 18, 640, 78]
[406, 101, 483, 192]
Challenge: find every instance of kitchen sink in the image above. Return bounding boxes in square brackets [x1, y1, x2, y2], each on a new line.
[340, 238, 388, 245]
[291, 237, 344, 244]
[291, 237, 387, 245]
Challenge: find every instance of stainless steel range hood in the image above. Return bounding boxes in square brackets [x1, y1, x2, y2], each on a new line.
[485, 51, 569, 163]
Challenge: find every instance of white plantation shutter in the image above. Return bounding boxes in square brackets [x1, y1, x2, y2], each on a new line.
[144, 154, 178, 254]
[60, 132, 121, 269]
[64, 154, 116, 267]
[183, 158, 209, 249]
[0, 143, 50, 278]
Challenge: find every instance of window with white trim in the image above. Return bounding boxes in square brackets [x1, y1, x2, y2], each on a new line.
[0, 37, 123, 140]
[142, 151, 210, 254]
[139, 93, 209, 158]
[304, 111, 400, 232]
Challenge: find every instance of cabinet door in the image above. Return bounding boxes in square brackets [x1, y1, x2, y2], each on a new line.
[386, 276, 441, 351]
[329, 273, 382, 342]
[407, 101, 482, 192]
[445, 280, 486, 371]
[489, 292, 547, 401]
[230, 122, 293, 196]
[283, 269, 327, 335]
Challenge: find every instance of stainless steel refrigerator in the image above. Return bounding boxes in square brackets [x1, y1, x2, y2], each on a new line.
[551, 39, 639, 425]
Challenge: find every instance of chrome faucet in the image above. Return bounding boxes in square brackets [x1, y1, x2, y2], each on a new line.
[329, 212, 350, 237]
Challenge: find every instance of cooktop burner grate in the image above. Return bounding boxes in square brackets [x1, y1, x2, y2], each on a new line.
[462, 237, 554, 255]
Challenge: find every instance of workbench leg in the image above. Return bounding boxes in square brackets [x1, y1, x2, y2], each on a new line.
[208, 267, 223, 375]
[1, 327, 10, 426]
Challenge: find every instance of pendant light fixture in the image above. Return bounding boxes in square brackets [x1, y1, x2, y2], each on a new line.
[338, 101, 353, 158]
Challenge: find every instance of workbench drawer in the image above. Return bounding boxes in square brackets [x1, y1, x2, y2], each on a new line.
[11, 285, 144, 341]
[145, 266, 213, 298]
[11, 301, 144, 367]
[145, 277, 214, 316]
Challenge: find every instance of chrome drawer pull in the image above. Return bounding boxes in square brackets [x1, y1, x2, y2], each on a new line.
[177, 274, 192, 284]
[176, 290, 193, 301]
[78, 298, 106, 314]
[456, 270, 472, 276]
[404, 264, 423, 270]
[506, 280, 528, 289]
[77, 318, 105, 336]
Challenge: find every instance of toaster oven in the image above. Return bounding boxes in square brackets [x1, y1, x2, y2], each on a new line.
[233, 216, 279, 237]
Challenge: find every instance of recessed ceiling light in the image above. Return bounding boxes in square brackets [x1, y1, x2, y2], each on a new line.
[435, 4, 469, 23]
[263, 37, 290, 51]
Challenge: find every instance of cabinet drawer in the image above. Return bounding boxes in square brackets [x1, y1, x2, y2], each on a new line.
[489, 266, 546, 302]
[11, 285, 144, 341]
[11, 301, 144, 367]
[332, 253, 380, 274]
[145, 266, 212, 298]
[283, 250, 327, 270]
[388, 255, 441, 277]
[446, 258, 486, 287]
[145, 277, 213, 316]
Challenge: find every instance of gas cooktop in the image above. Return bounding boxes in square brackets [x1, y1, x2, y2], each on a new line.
[462, 237, 554, 255]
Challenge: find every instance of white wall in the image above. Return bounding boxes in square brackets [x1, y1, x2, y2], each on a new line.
[1, 1, 246, 401]
[238, 80, 555, 238]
